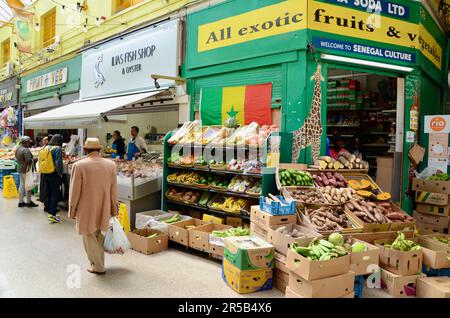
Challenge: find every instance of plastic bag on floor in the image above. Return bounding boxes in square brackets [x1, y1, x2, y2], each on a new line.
[104, 217, 130, 254]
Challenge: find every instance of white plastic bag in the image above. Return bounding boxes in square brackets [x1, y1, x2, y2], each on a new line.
[104, 217, 130, 254]
[414, 167, 440, 180]
[25, 168, 35, 191]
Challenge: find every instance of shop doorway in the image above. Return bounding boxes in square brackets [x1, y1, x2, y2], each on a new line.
[326, 68, 404, 202]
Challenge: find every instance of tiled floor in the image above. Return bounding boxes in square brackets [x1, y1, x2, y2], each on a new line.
[0, 193, 389, 298]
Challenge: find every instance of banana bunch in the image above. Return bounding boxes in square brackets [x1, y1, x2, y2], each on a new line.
[433, 236, 450, 245]
[167, 172, 179, 182]
[211, 202, 224, 209]
[291, 239, 348, 261]
[176, 172, 200, 184]
[384, 232, 421, 251]
[222, 197, 247, 212]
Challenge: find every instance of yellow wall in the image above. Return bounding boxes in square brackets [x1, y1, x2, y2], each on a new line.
[0, 0, 197, 78]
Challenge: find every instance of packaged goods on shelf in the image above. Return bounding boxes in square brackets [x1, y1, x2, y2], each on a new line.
[127, 229, 168, 255]
[380, 269, 425, 298]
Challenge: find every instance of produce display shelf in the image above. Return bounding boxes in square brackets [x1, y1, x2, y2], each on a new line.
[166, 199, 250, 221]
[167, 182, 260, 200]
[209, 188, 260, 200]
[167, 165, 263, 178]
[327, 125, 360, 128]
[168, 143, 255, 151]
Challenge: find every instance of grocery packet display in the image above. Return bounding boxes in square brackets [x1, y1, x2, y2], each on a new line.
[167, 120, 279, 147]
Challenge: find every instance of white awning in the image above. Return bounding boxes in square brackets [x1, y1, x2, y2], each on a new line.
[23, 90, 164, 129]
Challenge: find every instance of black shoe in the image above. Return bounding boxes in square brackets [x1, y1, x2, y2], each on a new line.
[26, 201, 39, 208]
[18, 202, 26, 208]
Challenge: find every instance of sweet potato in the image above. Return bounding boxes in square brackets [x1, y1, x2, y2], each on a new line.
[386, 212, 406, 221]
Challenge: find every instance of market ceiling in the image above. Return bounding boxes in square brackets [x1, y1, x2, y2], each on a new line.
[0, 0, 33, 25]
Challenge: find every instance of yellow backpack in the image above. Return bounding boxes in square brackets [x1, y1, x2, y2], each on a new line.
[39, 146, 56, 174]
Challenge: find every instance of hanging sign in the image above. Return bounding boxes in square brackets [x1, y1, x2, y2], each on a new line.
[15, 11, 33, 54]
[26, 68, 68, 93]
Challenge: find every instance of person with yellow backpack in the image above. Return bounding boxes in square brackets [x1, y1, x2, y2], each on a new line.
[39, 134, 64, 224]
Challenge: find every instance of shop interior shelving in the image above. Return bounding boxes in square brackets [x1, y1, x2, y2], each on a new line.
[161, 130, 277, 223]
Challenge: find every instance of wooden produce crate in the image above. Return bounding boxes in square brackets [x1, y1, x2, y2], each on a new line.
[281, 186, 327, 207]
[344, 206, 392, 233]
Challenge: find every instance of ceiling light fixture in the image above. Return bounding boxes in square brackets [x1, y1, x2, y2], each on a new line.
[320, 54, 414, 73]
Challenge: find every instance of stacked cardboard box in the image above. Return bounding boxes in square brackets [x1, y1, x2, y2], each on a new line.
[268, 224, 322, 292]
[249, 206, 297, 242]
[412, 178, 450, 234]
[375, 238, 425, 297]
[416, 277, 450, 298]
[285, 244, 354, 298]
[222, 236, 275, 294]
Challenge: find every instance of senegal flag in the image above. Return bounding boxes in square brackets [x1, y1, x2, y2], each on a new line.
[200, 83, 272, 126]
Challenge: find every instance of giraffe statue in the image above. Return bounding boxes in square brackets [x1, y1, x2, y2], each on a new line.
[291, 63, 324, 164]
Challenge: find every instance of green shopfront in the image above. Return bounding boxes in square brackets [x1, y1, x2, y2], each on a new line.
[184, 0, 448, 213]
[19, 55, 82, 141]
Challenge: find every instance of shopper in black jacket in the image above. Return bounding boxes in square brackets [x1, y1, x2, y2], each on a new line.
[112, 130, 125, 159]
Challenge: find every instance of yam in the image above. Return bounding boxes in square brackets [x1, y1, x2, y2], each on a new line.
[328, 162, 334, 169]
[319, 156, 332, 163]
[386, 212, 406, 221]
[333, 161, 341, 170]
[314, 160, 328, 170]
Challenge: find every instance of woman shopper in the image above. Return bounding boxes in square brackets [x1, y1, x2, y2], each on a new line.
[40, 134, 63, 224]
[39, 134, 52, 210]
[15, 136, 38, 208]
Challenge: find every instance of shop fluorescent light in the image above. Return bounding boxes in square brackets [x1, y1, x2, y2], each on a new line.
[321, 54, 414, 73]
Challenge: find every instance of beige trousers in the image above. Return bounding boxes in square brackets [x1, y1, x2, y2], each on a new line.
[82, 231, 105, 273]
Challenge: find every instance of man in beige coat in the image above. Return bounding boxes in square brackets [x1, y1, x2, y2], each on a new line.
[69, 138, 118, 274]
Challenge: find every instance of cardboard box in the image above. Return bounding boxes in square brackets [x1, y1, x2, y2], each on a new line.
[286, 248, 350, 281]
[413, 178, 450, 195]
[250, 222, 270, 242]
[374, 239, 423, 276]
[250, 206, 297, 230]
[415, 204, 450, 217]
[203, 214, 224, 224]
[408, 145, 425, 166]
[380, 269, 425, 298]
[273, 268, 289, 293]
[376, 157, 393, 194]
[416, 220, 448, 235]
[288, 271, 355, 298]
[188, 223, 232, 253]
[417, 236, 450, 269]
[414, 209, 450, 226]
[416, 277, 450, 298]
[222, 258, 272, 294]
[274, 252, 289, 274]
[269, 224, 322, 256]
[127, 229, 168, 255]
[347, 239, 380, 276]
[285, 286, 354, 298]
[226, 216, 243, 228]
[415, 191, 449, 206]
[224, 235, 275, 270]
[168, 218, 206, 246]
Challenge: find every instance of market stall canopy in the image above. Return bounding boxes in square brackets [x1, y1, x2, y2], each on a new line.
[23, 90, 167, 129]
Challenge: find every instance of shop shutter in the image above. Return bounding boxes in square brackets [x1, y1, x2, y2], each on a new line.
[193, 65, 282, 112]
[43, 9, 56, 47]
[1, 38, 10, 65]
